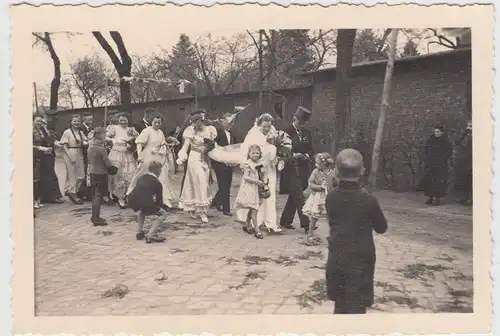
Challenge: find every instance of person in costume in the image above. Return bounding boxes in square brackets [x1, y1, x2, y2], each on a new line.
[59, 114, 89, 205]
[106, 112, 139, 209]
[176, 110, 217, 223]
[126, 112, 176, 210]
[279, 106, 315, 232]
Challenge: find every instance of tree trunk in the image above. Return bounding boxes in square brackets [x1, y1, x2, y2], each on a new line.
[368, 29, 399, 190]
[44, 33, 61, 111]
[93, 31, 132, 111]
[331, 29, 356, 156]
[258, 30, 264, 109]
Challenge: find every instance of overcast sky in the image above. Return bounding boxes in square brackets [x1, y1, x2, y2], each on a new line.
[33, 29, 448, 106]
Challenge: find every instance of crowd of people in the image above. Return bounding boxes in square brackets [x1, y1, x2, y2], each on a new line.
[32, 104, 473, 314]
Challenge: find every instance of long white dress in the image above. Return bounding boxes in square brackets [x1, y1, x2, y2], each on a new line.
[177, 125, 218, 214]
[126, 126, 175, 207]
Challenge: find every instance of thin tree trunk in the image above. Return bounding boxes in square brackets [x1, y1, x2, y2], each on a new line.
[258, 30, 264, 109]
[331, 29, 356, 156]
[369, 29, 399, 190]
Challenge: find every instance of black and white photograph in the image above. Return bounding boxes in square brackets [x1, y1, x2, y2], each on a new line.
[10, 3, 494, 336]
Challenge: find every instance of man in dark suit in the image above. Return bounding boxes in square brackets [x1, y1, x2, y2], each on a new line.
[133, 107, 156, 134]
[279, 106, 314, 232]
[211, 113, 237, 216]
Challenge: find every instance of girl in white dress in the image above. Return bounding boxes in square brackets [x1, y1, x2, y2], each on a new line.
[234, 144, 267, 239]
[302, 152, 334, 241]
[126, 113, 175, 208]
[176, 111, 217, 223]
[106, 113, 139, 208]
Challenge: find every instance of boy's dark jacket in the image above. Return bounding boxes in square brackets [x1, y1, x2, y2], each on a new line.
[325, 181, 388, 307]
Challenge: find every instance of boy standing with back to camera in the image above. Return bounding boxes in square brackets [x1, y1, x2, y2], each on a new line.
[325, 149, 388, 314]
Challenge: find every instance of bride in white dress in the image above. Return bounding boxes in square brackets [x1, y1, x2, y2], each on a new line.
[209, 113, 284, 234]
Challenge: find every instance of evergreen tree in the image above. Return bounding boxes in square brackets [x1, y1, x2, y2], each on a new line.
[401, 39, 420, 57]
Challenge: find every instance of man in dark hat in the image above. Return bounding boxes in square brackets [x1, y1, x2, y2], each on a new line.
[211, 112, 237, 216]
[279, 106, 315, 232]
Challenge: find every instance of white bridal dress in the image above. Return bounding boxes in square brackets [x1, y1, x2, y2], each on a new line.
[209, 121, 281, 231]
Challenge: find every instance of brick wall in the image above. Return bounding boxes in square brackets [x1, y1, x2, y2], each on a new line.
[307, 49, 471, 190]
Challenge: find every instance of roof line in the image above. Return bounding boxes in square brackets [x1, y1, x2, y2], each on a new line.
[299, 47, 472, 77]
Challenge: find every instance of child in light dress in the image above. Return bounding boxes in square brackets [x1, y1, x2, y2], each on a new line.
[302, 152, 335, 241]
[234, 144, 268, 239]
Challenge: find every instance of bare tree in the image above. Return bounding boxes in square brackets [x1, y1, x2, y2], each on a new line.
[369, 29, 399, 190]
[70, 54, 111, 107]
[32, 32, 61, 110]
[59, 77, 76, 109]
[309, 29, 337, 69]
[92, 31, 133, 109]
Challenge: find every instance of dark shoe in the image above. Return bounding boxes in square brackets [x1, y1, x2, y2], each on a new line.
[91, 217, 108, 226]
[68, 193, 81, 205]
[281, 223, 295, 230]
[146, 235, 166, 244]
[118, 200, 128, 209]
[223, 211, 233, 216]
[136, 232, 145, 240]
[53, 198, 65, 204]
[254, 232, 264, 239]
[243, 226, 254, 235]
[425, 197, 433, 205]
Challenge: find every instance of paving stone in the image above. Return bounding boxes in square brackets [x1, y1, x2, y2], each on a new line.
[34, 173, 473, 315]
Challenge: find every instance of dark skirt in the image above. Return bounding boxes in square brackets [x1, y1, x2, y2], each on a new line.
[39, 153, 63, 202]
[419, 165, 449, 198]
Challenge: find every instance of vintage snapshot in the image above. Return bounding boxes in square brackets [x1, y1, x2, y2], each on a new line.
[11, 3, 493, 336]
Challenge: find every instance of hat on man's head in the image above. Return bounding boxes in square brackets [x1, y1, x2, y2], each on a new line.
[335, 148, 365, 181]
[294, 106, 312, 122]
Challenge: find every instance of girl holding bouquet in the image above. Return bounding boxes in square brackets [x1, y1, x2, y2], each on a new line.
[302, 152, 335, 241]
[126, 113, 176, 209]
[106, 113, 139, 209]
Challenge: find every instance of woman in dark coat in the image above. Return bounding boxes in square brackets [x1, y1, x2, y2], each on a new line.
[454, 120, 473, 205]
[419, 125, 453, 206]
[33, 114, 64, 205]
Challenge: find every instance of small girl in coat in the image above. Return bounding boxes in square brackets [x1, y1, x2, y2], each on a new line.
[302, 152, 335, 241]
[234, 144, 267, 239]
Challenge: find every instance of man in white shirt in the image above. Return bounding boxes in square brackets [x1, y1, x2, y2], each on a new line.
[211, 113, 237, 216]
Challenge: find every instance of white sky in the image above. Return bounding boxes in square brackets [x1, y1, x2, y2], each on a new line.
[33, 29, 448, 105]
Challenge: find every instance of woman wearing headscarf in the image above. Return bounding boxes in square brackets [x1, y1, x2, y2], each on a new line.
[33, 114, 64, 206]
[419, 125, 453, 206]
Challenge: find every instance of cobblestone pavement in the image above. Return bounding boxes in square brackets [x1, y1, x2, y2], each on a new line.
[34, 172, 473, 315]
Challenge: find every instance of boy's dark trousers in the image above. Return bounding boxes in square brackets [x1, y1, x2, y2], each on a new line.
[90, 173, 108, 220]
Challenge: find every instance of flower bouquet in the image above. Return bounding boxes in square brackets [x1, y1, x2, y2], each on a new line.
[267, 129, 292, 171]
